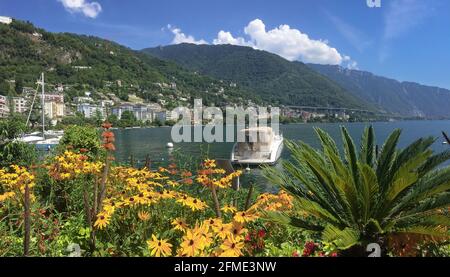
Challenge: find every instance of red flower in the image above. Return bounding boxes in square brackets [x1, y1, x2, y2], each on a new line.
[258, 230, 266, 238]
[292, 251, 299, 257]
[79, 148, 89, 153]
[79, 155, 88, 161]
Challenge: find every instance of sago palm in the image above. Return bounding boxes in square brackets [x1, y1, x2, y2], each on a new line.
[264, 126, 450, 255]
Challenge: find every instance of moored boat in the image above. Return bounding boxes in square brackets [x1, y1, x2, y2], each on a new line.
[231, 127, 283, 166]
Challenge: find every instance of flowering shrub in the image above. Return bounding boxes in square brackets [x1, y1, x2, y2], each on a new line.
[0, 144, 296, 256]
[90, 159, 293, 257]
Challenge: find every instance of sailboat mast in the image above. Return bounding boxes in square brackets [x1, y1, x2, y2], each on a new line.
[41, 72, 45, 138]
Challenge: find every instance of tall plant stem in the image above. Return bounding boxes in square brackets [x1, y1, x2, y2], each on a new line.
[98, 155, 111, 212]
[210, 185, 222, 218]
[23, 183, 30, 257]
[244, 183, 254, 211]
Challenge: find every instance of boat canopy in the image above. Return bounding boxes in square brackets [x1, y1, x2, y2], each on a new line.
[239, 127, 274, 144]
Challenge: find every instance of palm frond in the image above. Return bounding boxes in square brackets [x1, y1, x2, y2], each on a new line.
[322, 225, 360, 250]
[360, 126, 376, 167]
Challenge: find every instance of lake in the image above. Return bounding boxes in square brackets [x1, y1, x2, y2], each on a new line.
[113, 120, 450, 164]
[112, 120, 450, 190]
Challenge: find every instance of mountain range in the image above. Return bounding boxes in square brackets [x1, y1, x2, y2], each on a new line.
[143, 44, 450, 119]
[1, 19, 450, 119]
[308, 64, 450, 119]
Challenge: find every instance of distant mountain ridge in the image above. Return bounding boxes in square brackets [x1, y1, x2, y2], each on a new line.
[143, 44, 374, 110]
[308, 64, 450, 119]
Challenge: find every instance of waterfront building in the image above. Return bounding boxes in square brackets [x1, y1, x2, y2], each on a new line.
[43, 94, 65, 122]
[77, 103, 106, 119]
[112, 102, 164, 122]
[0, 95, 10, 118]
[11, 97, 27, 113]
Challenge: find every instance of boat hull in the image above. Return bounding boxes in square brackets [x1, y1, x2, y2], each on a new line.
[231, 137, 284, 166]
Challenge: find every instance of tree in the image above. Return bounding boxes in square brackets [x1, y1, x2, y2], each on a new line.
[15, 78, 24, 94]
[93, 110, 104, 127]
[106, 114, 118, 127]
[0, 80, 11, 95]
[264, 126, 450, 256]
[0, 114, 28, 142]
[0, 115, 36, 167]
[119, 110, 137, 128]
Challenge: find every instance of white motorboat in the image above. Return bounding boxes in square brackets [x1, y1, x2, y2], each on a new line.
[231, 127, 284, 166]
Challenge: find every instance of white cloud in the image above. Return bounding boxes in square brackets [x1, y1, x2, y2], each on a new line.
[213, 31, 252, 47]
[58, 0, 102, 18]
[212, 19, 345, 65]
[168, 25, 208, 45]
[167, 18, 356, 66]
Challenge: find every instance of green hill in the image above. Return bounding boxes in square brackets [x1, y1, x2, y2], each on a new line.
[143, 44, 373, 109]
[0, 20, 257, 107]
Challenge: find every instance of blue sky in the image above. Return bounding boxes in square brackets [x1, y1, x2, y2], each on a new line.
[1, 0, 449, 89]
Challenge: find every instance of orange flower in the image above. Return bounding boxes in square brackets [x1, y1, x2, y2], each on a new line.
[102, 122, 113, 129]
[103, 143, 116, 151]
[181, 171, 193, 177]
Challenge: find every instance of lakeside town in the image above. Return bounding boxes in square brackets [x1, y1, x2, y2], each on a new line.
[0, 0, 449, 264]
[0, 73, 385, 129]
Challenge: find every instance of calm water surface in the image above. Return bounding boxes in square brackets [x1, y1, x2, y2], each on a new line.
[114, 120, 450, 163]
[113, 120, 450, 190]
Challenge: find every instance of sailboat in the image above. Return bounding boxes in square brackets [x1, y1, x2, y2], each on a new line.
[17, 73, 63, 150]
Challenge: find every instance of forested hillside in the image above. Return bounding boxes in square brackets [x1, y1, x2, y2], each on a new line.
[143, 44, 373, 109]
[0, 20, 258, 107]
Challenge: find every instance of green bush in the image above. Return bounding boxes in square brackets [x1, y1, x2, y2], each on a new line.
[58, 125, 104, 158]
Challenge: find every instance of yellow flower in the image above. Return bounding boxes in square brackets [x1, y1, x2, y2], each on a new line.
[138, 211, 150, 221]
[215, 223, 232, 240]
[204, 218, 223, 233]
[219, 235, 245, 257]
[194, 223, 214, 248]
[94, 213, 111, 230]
[203, 159, 216, 169]
[228, 221, 248, 237]
[187, 198, 207, 211]
[179, 229, 205, 257]
[221, 204, 237, 214]
[172, 218, 188, 232]
[147, 234, 172, 257]
[233, 210, 258, 223]
[177, 194, 207, 211]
